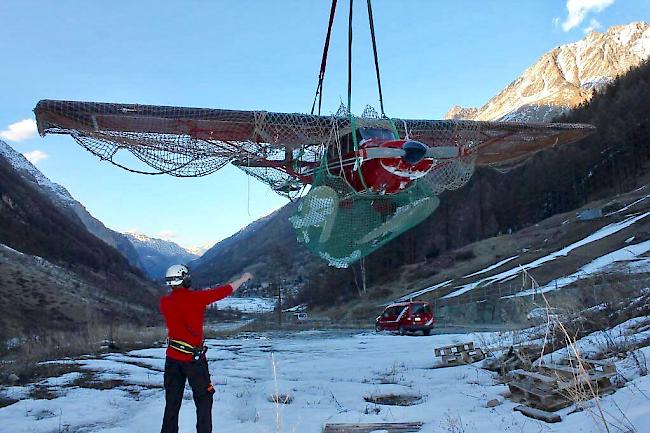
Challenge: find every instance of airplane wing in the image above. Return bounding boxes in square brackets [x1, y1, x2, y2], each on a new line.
[398, 119, 595, 166]
[34, 99, 595, 177]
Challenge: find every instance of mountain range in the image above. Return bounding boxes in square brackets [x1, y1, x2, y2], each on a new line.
[125, 232, 198, 279]
[445, 21, 650, 122]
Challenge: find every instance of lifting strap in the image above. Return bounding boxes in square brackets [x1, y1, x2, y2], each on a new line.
[366, 0, 385, 117]
[311, 0, 338, 115]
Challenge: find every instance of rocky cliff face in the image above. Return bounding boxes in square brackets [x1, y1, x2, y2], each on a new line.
[446, 21, 650, 122]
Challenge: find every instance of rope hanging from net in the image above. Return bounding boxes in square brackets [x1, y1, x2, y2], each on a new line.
[347, 0, 354, 118]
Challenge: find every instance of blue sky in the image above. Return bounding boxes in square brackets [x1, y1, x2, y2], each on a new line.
[1, 0, 649, 251]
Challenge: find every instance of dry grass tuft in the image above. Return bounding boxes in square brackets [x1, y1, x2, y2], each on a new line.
[0, 324, 165, 385]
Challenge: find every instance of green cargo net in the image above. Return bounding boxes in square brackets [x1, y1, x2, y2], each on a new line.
[290, 168, 439, 268]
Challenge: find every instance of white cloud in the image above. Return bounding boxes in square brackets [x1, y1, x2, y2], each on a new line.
[583, 18, 602, 33]
[557, 0, 615, 32]
[156, 230, 177, 240]
[0, 119, 38, 142]
[23, 150, 48, 165]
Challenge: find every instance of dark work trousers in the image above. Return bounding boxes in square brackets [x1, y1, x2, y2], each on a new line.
[161, 357, 214, 433]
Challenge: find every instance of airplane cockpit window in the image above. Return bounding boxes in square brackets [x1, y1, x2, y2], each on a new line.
[358, 127, 395, 141]
[328, 129, 363, 159]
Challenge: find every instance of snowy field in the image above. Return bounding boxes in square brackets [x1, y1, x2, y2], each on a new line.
[2, 328, 650, 433]
[212, 296, 276, 313]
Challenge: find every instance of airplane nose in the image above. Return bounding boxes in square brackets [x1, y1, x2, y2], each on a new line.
[402, 140, 428, 165]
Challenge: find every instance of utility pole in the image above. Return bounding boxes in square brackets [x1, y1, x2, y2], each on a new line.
[361, 257, 367, 294]
[277, 281, 283, 327]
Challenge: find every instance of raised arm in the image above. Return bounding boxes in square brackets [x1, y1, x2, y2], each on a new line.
[194, 272, 254, 306]
[229, 272, 253, 292]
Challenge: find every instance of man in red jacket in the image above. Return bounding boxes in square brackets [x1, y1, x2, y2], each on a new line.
[159, 264, 253, 433]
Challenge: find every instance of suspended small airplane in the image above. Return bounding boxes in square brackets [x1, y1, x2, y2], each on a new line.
[33, 100, 595, 267]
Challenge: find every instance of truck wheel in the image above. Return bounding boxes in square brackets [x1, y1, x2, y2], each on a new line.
[399, 326, 406, 336]
[422, 329, 431, 336]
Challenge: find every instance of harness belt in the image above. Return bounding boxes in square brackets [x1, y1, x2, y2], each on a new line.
[168, 338, 206, 361]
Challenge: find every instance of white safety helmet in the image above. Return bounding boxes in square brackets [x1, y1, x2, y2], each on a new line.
[165, 264, 191, 288]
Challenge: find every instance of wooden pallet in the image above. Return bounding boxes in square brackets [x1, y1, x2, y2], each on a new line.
[434, 342, 485, 366]
[507, 359, 618, 412]
[539, 363, 616, 395]
[434, 342, 474, 357]
[500, 346, 537, 375]
[508, 369, 571, 411]
[323, 422, 423, 433]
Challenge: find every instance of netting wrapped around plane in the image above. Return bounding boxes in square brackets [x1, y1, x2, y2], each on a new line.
[406, 120, 481, 194]
[34, 100, 335, 180]
[35, 99, 595, 267]
[35, 99, 595, 177]
[288, 111, 440, 268]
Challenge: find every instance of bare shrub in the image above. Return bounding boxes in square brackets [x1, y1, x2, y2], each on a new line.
[440, 411, 475, 433]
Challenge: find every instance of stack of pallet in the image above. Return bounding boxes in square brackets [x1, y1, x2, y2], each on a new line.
[507, 357, 617, 416]
[434, 341, 485, 367]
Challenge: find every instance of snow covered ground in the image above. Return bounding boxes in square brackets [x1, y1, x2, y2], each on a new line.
[2, 328, 650, 433]
[212, 297, 276, 313]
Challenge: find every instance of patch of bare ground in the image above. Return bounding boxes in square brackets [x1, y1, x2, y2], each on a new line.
[68, 372, 130, 390]
[268, 393, 294, 404]
[2, 362, 83, 387]
[363, 393, 422, 406]
[0, 396, 18, 408]
[28, 385, 59, 400]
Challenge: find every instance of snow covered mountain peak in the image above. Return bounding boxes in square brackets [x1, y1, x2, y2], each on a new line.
[0, 140, 75, 205]
[124, 232, 198, 278]
[125, 231, 196, 256]
[445, 21, 650, 122]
